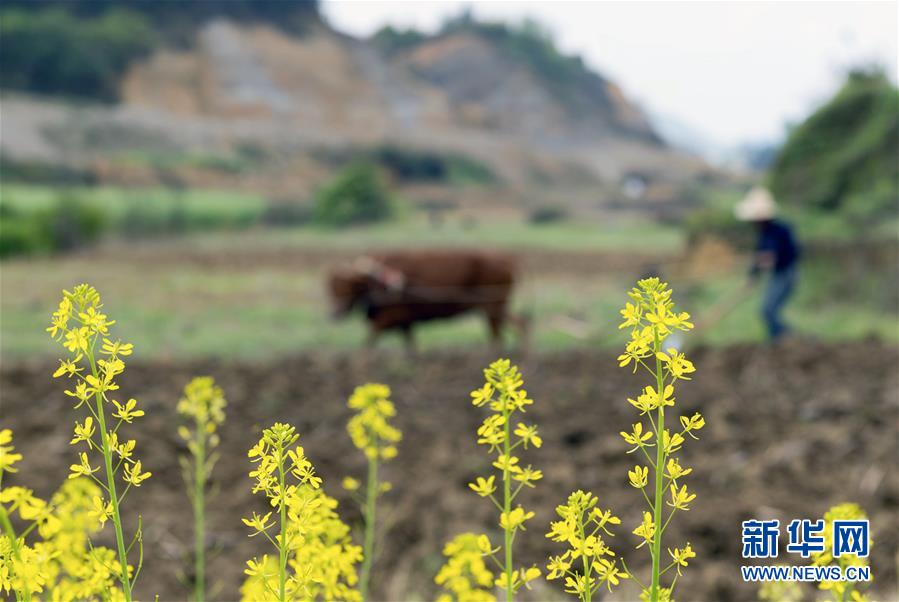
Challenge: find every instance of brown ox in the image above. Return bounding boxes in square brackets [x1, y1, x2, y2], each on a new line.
[327, 250, 527, 350]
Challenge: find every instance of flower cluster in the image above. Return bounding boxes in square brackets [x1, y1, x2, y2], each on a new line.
[177, 376, 227, 601]
[435, 533, 496, 602]
[346, 384, 401, 461]
[178, 376, 227, 454]
[1, 429, 122, 601]
[616, 278, 703, 602]
[545, 490, 627, 601]
[48, 284, 148, 601]
[811, 503, 872, 602]
[242, 423, 360, 601]
[468, 359, 542, 597]
[345, 384, 401, 600]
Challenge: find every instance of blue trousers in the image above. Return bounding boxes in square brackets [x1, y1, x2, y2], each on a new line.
[762, 266, 797, 340]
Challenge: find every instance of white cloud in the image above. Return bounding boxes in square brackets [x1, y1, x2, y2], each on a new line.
[322, 1, 898, 146]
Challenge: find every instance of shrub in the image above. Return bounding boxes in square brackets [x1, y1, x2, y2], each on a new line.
[38, 196, 108, 252]
[683, 206, 752, 250]
[313, 163, 396, 227]
[528, 204, 569, 225]
[0, 198, 108, 258]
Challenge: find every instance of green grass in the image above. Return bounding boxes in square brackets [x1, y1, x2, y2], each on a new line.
[188, 218, 684, 253]
[0, 183, 267, 224]
[0, 184, 894, 359]
[2, 246, 894, 361]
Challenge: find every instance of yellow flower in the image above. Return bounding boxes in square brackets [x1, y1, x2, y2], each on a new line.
[546, 554, 572, 580]
[342, 476, 360, 491]
[513, 423, 542, 448]
[242, 511, 274, 535]
[668, 543, 696, 575]
[101, 338, 133, 357]
[245, 555, 270, 577]
[492, 454, 521, 473]
[0, 429, 23, 473]
[68, 452, 99, 479]
[620, 422, 653, 450]
[53, 355, 83, 378]
[657, 348, 696, 380]
[78, 306, 115, 334]
[633, 511, 655, 548]
[628, 465, 649, 489]
[469, 476, 496, 497]
[665, 458, 692, 480]
[470, 383, 494, 407]
[619, 302, 643, 329]
[89, 495, 114, 528]
[680, 412, 705, 438]
[662, 430, 685, 454]
[547, 518, 578, 544]
[112, 398, 144, 424]
[123, 460, 151, 486]
[70, 417, 96, 446]
[500, 507, 534, 531]
[593, 557, 629, 590]
[64, 327, 91, 353]
[668, 484, 696, 511]
[346, 383, 401, 461]
[434, 533, 495, 601]
[513, 467, 543, 487]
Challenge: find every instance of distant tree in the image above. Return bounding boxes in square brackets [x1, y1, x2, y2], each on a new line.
[314, 163, 397, 227]
[0, 8, 155, 100]
[0, 0, 320, 100]
[769, 69, 898, 221]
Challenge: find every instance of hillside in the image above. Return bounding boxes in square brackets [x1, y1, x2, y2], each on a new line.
[1, 4, 711, 211]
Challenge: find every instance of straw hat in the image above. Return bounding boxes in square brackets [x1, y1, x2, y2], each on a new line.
[735, 186, 778, 221]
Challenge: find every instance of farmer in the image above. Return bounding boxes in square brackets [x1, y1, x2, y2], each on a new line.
[735, 187, 800, 340]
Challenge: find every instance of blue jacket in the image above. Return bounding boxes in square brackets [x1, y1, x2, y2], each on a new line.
[754, 220, 800, 273]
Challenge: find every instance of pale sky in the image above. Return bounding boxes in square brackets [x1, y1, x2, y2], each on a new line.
[322, 1, 898, 147]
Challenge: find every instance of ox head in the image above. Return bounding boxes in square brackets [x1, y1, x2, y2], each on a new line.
[328, 256, 407, 318]
[327, 265, 369, 319]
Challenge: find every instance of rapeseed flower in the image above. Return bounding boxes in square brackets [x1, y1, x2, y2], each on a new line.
[454, 358, 542, 601]
[242, 423, 360, 602]
[345, 384, 401, 600]
[614, 278, 704, 602]
[48, 284, 147, 601]
[544, 490, 627, 601]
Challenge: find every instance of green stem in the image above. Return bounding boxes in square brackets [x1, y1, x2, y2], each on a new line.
[87, 347, 133, 601]
[579, 513, 592, 602]
[360, 454, 378, 601]
[277, 449, 288, 602]
[502, 403, 513, 602]
[0, 505, 31, 602]
[193, 425, 206, 602]
[650, 327, 665, 602]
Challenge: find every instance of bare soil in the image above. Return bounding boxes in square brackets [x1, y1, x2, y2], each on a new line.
[2, 341, 897, 601]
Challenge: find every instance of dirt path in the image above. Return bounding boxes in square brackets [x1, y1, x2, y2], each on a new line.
[2, 341, 896, 601]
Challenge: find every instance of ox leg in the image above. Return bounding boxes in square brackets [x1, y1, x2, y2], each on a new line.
[510, 312, 533, 357]
[402, 325, 417, 357]
[366, 327, 380, 349]
[486, 309, 506, 352]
